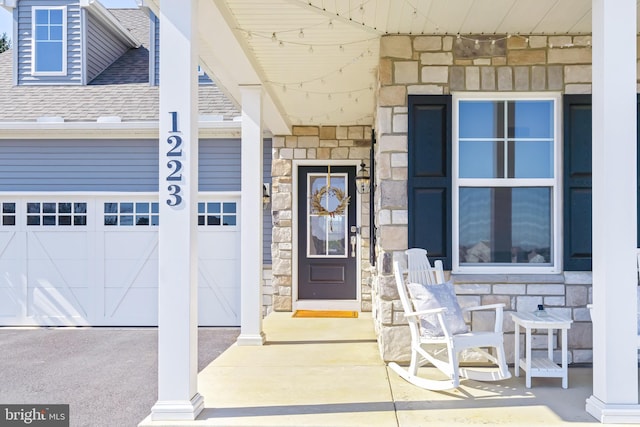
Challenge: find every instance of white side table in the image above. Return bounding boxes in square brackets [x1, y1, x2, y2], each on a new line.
[511, 311, 573, 388]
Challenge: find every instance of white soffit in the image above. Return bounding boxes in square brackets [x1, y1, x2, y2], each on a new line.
[153, 0, 638, 129]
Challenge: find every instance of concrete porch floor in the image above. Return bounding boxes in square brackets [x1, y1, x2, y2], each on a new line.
[140, 312, 605, 426]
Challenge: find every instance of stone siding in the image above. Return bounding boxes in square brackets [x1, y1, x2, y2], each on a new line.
[270, 126, 372, 312]
[374, 34, 602, 364]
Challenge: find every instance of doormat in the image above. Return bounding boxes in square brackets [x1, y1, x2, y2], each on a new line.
[292, 310, 358, 318]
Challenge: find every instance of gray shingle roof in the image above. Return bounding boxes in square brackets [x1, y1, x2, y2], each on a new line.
[0, 9, 239, 123]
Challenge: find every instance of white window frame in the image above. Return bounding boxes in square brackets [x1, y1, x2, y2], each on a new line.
[31, 6, 67, 76]
[452, 92, 562, 274]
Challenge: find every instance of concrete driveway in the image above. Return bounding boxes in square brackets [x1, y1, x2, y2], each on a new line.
[0, 327, 239, 427]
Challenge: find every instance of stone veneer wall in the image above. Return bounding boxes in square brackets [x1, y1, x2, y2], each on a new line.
[373, 34, 599, 364]
[270, 125, 373, 312]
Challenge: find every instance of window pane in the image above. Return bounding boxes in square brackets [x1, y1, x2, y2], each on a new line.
[74, 216, 87, 226]
[27, 203, 40, 214]
[3, 203, 15, 214]
[510, 100, 553, 139]
[327, 216, 346, 256]
[58, 216, 71, 226]
[207, 215, 221, 226]
[459, 140, 503, 178]
[511, 140, 553, 178]
[459, 101, 504, 139]
[198, 202, 205, 214]
[207, 202, 220, 213]
[223, 202, 236, 213]
[74, 203, 87, 213]
[43, 203, 56, 213]
[104, 216, 117, 226]
[120, 216, 133, 226]
[50, 25, 63, 41]
[35, 26, 49, 41]
[35, 10, 49, 25]
[3, 216, 15, 226]
[459, 187, 552, 265]
[309, 216, 327, 255]
[223, 216, 236, 226]
[58, 203, 71, 214]
[43, 216, 56, 226]
[36, 42, 63, 72]
[136, 203, 149, 214]
[49, 10, 63, 25]
[120, 203, 133, 213]
[104, 203, 118, 214]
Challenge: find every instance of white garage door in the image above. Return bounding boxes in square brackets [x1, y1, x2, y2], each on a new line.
[0, 195, 240, 326]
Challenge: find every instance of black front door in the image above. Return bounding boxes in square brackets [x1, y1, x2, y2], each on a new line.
[297, 165, 357, 300]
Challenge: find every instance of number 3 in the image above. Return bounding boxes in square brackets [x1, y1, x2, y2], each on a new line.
[167, 185, 182, 206]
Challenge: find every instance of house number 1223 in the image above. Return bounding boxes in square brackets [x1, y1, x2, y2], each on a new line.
[166, 111, 183, 206]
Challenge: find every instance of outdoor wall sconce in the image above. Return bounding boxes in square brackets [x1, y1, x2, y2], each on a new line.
[263, 183, 271, 208]
[355, 162, 370, 194]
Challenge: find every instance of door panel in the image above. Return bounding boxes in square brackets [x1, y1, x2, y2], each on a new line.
[298, 166, 357, 300]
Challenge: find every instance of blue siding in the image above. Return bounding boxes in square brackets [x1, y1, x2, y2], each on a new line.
[85, 11, 129, 82]
[17, 0, 82, 85]
[0, 139, 159, 191]
[0, 137, 272, 263]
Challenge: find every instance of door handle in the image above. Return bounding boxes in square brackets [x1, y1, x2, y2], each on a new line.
[350, 235, 357, 257]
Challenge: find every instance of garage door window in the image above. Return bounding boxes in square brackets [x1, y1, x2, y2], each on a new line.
[198, 202, 237, 226]
[104, 202, 159, 226]
[2, 203, 16, 226]
[27, 202, 87, 226]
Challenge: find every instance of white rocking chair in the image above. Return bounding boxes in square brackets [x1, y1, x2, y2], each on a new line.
[388, 253, 511, 390]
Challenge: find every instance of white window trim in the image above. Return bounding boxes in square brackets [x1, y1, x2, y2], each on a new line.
[451, 92, 562, 274]
[31, 5, 68, 76]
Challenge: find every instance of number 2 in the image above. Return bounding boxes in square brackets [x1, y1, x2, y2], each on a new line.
[167, 160, 183, 181]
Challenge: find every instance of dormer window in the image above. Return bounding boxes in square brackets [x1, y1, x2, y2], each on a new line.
[32, 6, 67, 75]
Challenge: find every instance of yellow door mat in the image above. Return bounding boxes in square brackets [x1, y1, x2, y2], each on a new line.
[292, 310, 359, 318]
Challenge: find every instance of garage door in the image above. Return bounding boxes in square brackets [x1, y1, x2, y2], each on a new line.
[0, 195, 240, 326]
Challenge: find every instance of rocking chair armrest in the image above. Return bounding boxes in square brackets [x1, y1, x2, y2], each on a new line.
[462, 303, 505, 333]
[404, 307, 447, 319]
[462, 303, 505, 313]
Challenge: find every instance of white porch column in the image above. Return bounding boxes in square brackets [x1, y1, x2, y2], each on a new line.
[237, 85, 266, 346]
[151, 0, 203, 421]
[586, 0, 640, 423]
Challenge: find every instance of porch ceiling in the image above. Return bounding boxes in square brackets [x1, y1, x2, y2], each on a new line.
[151, 0, 638, 133]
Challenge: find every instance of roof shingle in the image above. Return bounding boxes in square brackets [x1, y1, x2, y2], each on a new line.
[0, 9, 239, 123]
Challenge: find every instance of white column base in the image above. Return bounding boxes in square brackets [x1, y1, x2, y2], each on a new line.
[150, 394, 205, 421]
[586, 396, 640, 424]
[236, 332, 266, 346]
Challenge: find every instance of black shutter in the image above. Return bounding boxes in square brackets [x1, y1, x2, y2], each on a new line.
[563, 95, 592, 271]
[407, 95, 452, 269]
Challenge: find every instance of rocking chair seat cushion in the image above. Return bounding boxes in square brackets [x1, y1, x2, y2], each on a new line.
[407, 280, 469, 338]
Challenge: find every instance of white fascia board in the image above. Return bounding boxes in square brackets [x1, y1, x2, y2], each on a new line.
[0, 120, 256, 139]
[80, 0, 141, 48]
[146, 0, 290, 135]
[206, 0, 290, 135]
